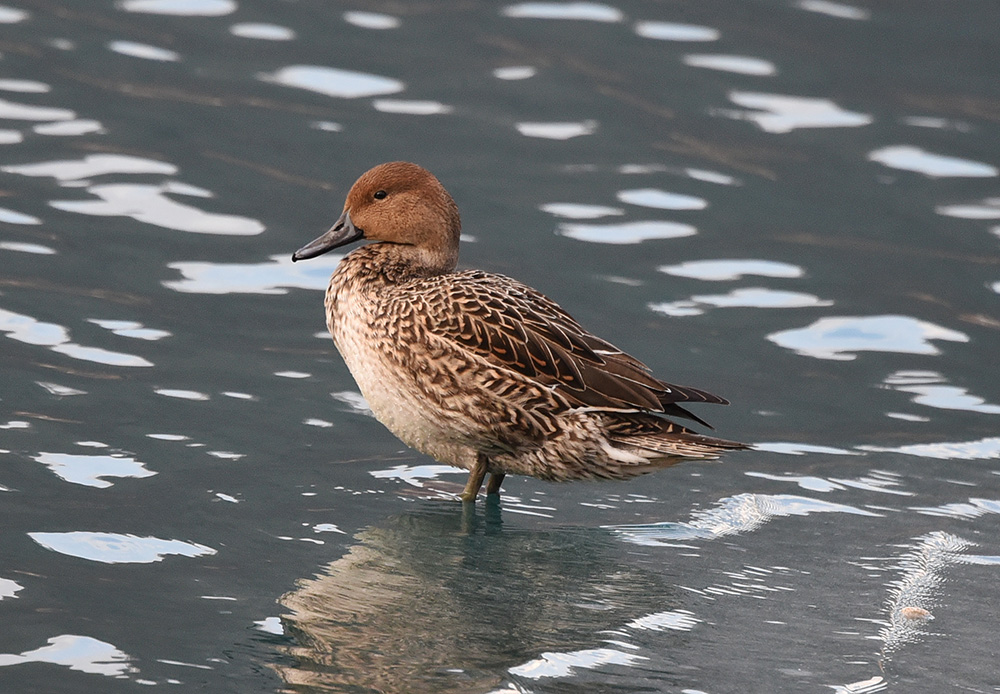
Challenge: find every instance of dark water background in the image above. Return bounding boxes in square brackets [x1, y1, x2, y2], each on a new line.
[2, 1, 999, 692]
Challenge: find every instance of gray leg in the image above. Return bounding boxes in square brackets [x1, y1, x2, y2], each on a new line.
[486, 472, 505, 496]
[460, 454, 488, 502]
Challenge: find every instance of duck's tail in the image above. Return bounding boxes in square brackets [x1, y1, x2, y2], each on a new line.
[604, 413, 748, 462]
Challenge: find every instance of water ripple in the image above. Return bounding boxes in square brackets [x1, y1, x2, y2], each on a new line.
[683, 54, 777, 76]
[108, 41, 181, 62]
[883, 370, 1000, 415]
[651, 287, 831, 316]
[33, 451, 156, 488]
[343, 11, 401, 30]
[502, 3, 623, 22]
[724, 92, 873, 133]
[0, 634, 134, 677]
[28, 532, 216, 564]
[164, 253, 341, 294]
[768, 315, 968, 360]
[858, 436, 1000, 460]
[608, 493, 880, 546]
[509, 647, 646, 679]
[558, 220, 696, 244]
[868, 145, 998, 178]
[634, 21, 720, 41]
[117, 0, 236, 16]
[229, 22, 295, 40]
[0, 306, 153, 367]
[259, 65, 404, 99]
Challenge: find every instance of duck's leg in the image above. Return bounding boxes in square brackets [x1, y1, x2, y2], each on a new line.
[459, 453, 488, 502]
[486, 472, 505, 496]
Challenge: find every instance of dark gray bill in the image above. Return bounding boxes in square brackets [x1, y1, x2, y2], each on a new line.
[291, 210, 363, 262]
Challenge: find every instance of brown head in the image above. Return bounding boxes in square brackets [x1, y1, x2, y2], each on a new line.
[291, 162, 462, 274]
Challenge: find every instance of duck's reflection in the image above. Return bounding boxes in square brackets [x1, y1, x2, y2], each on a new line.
[275, 502, 677, 693]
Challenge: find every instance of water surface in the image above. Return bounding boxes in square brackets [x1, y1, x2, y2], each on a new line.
[2, 1, 999, 692]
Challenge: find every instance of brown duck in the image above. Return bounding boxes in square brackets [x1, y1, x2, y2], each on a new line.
[292, 162, 746, 501]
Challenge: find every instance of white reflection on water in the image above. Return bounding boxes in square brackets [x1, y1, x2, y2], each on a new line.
[1, 241, 53, 254]
[311, 120, 342, 132]
[659, 258, 803, 281]
[229, 23, 295, 40]
[753, 442, 859, 456]
[0, 307, 153, 367]
[4, 153, 175, 180]
[650, 287, 831, 316]
[255, 617, 284, 635]
[502, 2, 623, 22]
[617, 188, 707, 210]
[494, 66, 537, 80]
[768, 315, 968, 360]
[28, 531, 216, 563]
[625, 609, 699, 632]
[331, 390, 374, 416]
[34, 451, 156, 488]
[164, 253, 342, 294]
[0, 577, 22, 599]
[725, 92, 873, 133]
[372, 99, 453, 115]
[33, 119, 105, 136]
[828, 676, 887, 694]
[343, 11, 400, 29]
[155, 388, 210, 400]
[0, 97, 75, 121]
[558, 220, 696, 244]
[936, 197, 1000, 219]
[884, 370, 1000, 415]
[52, 182, 264, 235]
[747, 469, 913, 496]
[0, 634, 134, 676]
[796, 0, 871, 20]
[516, 120, 597, 139]
[609, 493, 880, 546]
[510, 647, 645, 679]
[0, 206, 40, 224]
[868, 145, 998, 178]
[0, 5, 30, 23]
[685, 168, 739, 184]
[0, 79, 49, 93]
[911, 497, 1000, 520]
[108, 40, 180, 61]
[117, 0, 236, 15]
[370, 463, 464, 488]
[259, 65, 404, 99]
[683, 54, 777, 76]
[634, 20, 719, 41]
[541, 202, 623, 219]
[89, 319, 170, 341]
[858, 436, 1000, 460]
[878, 532, 972, 656]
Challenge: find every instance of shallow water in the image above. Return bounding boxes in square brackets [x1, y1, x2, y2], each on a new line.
[2, 1, 999, 692]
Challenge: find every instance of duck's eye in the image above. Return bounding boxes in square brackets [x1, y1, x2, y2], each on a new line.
[373, 190, 387, 200]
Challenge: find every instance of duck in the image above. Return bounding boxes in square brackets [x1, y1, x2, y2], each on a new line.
[292, 162, 746, 502]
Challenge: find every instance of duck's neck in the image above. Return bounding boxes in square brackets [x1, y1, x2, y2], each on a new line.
[338, 242, 458, 285]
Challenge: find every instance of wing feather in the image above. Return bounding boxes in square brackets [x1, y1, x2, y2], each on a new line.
[400, 270, 729, 423]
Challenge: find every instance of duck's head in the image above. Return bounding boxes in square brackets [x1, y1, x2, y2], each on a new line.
[292, 161, 461, 273]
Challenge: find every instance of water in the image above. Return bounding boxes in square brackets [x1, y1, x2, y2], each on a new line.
[2, 1, 999, 691]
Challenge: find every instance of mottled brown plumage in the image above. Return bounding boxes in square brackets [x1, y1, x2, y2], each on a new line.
[293, 162, 746, 501]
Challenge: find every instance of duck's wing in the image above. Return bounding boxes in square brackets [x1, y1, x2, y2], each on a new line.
[408, 271, 728, 426]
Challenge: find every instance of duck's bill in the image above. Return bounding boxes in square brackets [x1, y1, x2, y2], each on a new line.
[291, 210, 363, 261]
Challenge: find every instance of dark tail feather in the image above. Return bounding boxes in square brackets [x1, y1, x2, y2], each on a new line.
[606, 414, 748, 460]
